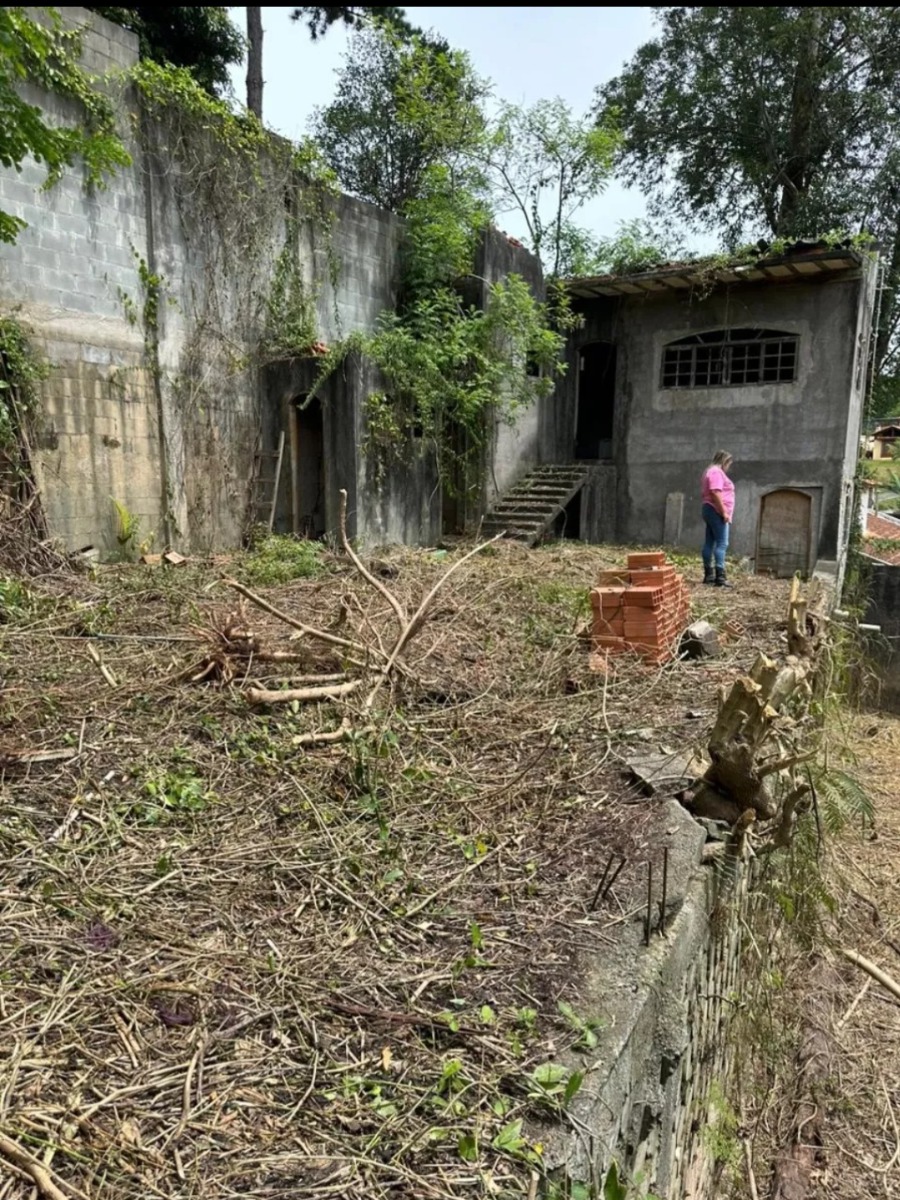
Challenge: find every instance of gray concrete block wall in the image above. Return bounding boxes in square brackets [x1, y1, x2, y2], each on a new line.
[1, 9, 546, 552]
[543, 802, 751, 1198]
[618, 276, 864, 563]
[563, 268, 873, 567]
[0, 11, 157, 552]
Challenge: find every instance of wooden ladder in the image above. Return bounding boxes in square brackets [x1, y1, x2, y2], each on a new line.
[250, 430, 285, 532]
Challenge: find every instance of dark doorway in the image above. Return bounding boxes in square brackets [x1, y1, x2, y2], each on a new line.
[442, 419, 469, 536]
[575, 342, 617, 460]
[290, 393, 325, 538]
[550, 490, 583, 541]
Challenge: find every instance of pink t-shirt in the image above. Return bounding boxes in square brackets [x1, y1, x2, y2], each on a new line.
[702, 465, 735, 520]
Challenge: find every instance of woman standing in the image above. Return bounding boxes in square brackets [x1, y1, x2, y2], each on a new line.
[701, 451, 734, 587]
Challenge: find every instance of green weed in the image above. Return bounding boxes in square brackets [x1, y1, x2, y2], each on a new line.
[238, 535, 326, 585]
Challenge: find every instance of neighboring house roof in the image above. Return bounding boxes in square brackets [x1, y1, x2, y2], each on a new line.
[868, 513, 900, 540]
[866, 512, 900, 563]
[875, 425, 900, 438]
[564, 239, 867, 301]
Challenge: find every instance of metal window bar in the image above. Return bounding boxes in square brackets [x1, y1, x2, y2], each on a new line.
[661, 335, 798, 389]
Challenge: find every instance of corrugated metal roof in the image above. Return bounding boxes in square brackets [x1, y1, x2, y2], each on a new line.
[564, 244, 865, 300]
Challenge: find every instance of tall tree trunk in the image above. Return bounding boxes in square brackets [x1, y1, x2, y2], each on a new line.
[247, 7, 264, 120]
[775, 9, 823, 236]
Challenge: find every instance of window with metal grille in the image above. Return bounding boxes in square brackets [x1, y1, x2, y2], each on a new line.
[660, 328, 798, 389]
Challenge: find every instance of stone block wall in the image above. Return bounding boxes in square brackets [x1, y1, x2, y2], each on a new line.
[543, 802, 753, 1199]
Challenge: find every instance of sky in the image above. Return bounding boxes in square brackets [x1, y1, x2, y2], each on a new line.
[226, 7, 698, 250]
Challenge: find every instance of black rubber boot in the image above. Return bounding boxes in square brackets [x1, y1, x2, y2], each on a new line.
[702, 565, 715, 585]
[714, 567, 733, 589]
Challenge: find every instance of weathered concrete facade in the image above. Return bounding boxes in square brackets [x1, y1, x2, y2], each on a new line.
[0, 9, 540, 554]
[0, 11, 876, 575]
[556, 253, 878, 579]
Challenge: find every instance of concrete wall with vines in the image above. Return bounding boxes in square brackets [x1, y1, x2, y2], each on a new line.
[0, 8, 408, 553]
[0, 12, 157, 555]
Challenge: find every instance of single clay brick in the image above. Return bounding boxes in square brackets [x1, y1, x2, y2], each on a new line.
[626, 552, 666, 569]
[625, 586, 664, 608]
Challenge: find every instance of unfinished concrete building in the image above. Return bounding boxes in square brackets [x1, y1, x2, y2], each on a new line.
[0, 10, 879, 580]
[484, 246, 878, 581]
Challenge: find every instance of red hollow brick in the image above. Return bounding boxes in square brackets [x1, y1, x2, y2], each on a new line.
[627, 552, 666, 569]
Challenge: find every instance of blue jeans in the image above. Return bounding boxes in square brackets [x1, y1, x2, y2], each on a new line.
[702, 503, 729, 570]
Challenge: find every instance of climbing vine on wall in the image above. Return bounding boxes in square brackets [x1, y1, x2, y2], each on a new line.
[126, 60, 340, 539]
[0, 317, 47, 451]
[0, 7, 131, 244]
[262, 217, 323, 361]
[129, 61, 338, 373]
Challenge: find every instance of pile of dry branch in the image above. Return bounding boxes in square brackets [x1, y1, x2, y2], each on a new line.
[0, 534, 796, 1200]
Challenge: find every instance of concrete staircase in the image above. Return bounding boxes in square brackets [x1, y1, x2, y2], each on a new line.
[480, 465, 589, 546]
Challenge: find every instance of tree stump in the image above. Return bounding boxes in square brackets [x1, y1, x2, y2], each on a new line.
[687, 652, 810, 824]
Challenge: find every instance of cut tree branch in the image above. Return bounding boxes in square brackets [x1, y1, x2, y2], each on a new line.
[224, 579, 375, 657]
[245, 680, 363, 705]
[0, 1132, 89, 1200]
[338, 488, 407, 627]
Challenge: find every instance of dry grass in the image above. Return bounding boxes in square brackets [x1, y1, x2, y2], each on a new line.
[805, 714, 900, 1200]
[0, 540, 792, 1199]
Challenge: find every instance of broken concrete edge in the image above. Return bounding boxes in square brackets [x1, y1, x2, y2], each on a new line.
[536, 578, 843, 1194]
[536, 799, 718, 1192]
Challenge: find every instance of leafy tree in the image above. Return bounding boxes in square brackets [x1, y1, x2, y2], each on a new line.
[0, 7, 130, 244]
[557, 218, 685, 279]
[597, 7, 900, 242]
[597, 7, 900, 386]
[482, 99, 619, 277]
[290, 7, 413, 41]
[311, 26, 488, 212]
[87, 7, 244, 96]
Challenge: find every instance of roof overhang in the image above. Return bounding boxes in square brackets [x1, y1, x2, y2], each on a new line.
[565, 248, 865, 301]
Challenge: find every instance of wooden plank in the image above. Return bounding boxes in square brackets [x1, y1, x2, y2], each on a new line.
[267, 430, 285, 532]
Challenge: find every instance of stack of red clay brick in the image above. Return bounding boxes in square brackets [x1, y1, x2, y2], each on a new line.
[590, 551, 691, 666]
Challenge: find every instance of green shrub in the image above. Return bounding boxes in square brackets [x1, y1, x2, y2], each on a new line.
[239, 536, 326, 586]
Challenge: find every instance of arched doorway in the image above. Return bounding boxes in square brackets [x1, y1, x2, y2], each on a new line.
[756, 489, 812, 577]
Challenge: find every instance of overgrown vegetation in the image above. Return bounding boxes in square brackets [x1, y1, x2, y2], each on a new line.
[723, 608, 880, 1198]
[309, 23, 584, 487]
[238, 533, 327, 585]
[0, 7, 130, 244]
[88, 6, 245, 96]
[0, 316, 46, 449]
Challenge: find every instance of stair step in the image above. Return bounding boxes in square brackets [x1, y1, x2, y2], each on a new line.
[493, 501, 559, 513]
[506, 490, 568, 501]
[510, 482, 573, 491]
[503, 492, 570, 503]
[481, 465, 587, 546]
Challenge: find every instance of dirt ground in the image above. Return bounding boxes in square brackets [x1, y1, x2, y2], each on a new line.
[729, 705, 900, 1200]
[0, 541, 793, 1200]
[801, 712, 900, 1199]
